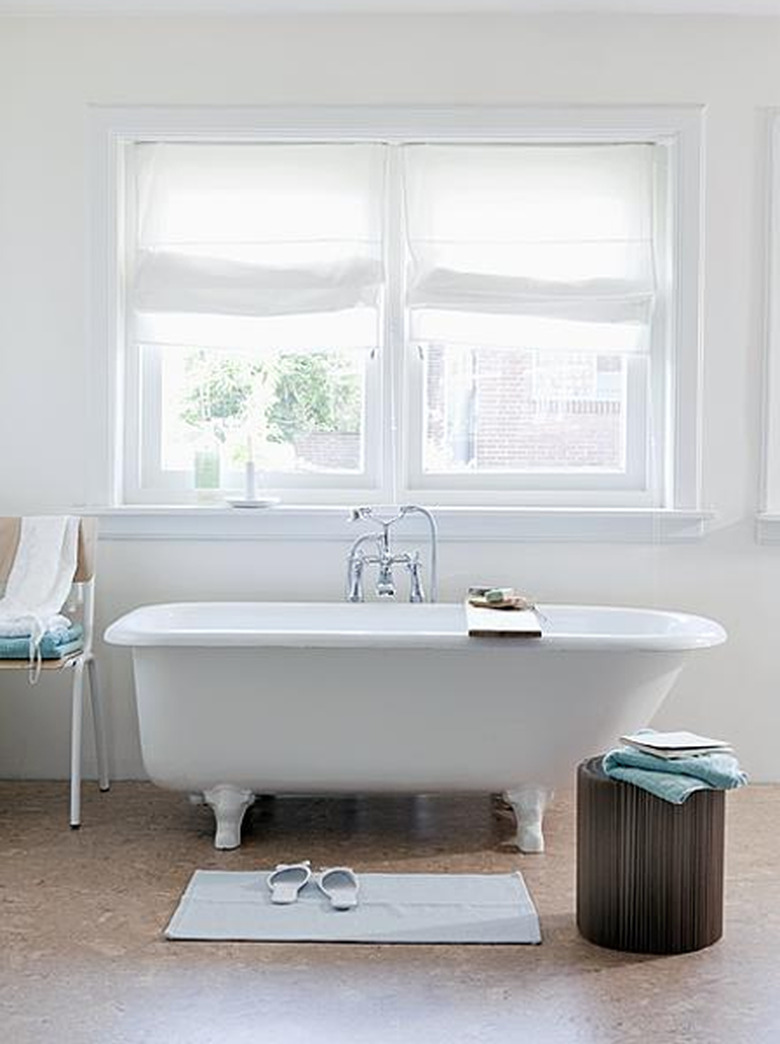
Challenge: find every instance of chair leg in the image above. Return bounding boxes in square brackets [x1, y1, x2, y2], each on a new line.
[70, 660, 85, 829]
[86, 657, 110, 792]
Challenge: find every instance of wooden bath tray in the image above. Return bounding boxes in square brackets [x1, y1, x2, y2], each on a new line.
[465, 600, 543, 638]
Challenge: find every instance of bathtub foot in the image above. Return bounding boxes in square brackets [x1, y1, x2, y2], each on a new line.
[203, 785, 256, 850]
[503, 785, 552, 853]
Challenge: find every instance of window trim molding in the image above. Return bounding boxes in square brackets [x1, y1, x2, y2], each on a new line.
[88, 104, 705, 513]
[758, 111, 780, 542]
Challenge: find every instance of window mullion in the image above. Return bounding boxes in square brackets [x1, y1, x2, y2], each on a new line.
[382, 143, 406, 504]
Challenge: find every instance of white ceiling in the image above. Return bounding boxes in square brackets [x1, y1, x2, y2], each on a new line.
[2, 0, 780, 14]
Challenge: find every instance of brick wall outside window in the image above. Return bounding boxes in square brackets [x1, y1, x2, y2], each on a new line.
[424, 346, 625, 472]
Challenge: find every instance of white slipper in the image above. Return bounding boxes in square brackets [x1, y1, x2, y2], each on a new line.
[316, 867, 360, 910]
[267, 860, 312, 904]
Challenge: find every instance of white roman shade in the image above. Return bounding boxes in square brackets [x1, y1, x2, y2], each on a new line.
[132, 143, 386, 351]
[403, 143, 657, 353]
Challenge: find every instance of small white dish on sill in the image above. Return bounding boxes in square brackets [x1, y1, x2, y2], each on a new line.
[226, 497, 281, 510]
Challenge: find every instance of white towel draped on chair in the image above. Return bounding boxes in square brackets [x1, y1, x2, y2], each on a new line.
[0, 516, 80, 675]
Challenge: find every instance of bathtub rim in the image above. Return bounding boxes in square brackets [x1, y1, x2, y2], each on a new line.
[103, 601, 727, 653]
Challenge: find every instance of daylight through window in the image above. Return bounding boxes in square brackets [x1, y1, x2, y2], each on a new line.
[123, 138, 665, 504]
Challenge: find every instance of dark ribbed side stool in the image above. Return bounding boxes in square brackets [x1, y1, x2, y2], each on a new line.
[576, 756, 725, 954]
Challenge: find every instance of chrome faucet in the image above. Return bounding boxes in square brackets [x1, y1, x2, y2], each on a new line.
[346, 505, 438, 603]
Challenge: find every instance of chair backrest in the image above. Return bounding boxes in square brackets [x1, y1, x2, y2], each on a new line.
[0, 517, 97, 585]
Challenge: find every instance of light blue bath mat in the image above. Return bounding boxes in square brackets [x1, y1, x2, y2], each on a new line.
[166, 870, 541, 945]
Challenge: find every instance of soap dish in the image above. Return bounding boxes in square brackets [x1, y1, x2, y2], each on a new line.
[226, 498, 280, 509]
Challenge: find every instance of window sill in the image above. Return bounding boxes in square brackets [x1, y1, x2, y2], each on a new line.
[92, 505, 713, 543]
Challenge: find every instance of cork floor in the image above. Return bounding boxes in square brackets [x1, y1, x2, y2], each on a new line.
[1, 783, 779, 1044]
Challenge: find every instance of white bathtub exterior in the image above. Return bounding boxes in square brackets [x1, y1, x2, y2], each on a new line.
[105, 602, 726, 849]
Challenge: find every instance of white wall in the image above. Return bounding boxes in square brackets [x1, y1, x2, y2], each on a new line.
[0, 13, 779, 781]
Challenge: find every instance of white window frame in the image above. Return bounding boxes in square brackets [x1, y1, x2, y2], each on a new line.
[89, 105, 705, 531]
[759, 112, 780, 541]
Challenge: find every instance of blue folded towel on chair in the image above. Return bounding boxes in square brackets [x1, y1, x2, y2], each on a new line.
[602, 745, 748, 804]
[0, 623, 84, 660]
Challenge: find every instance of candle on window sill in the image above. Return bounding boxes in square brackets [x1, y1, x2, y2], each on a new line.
[245, 461, 257, 501]
[245, 435, 257, 502]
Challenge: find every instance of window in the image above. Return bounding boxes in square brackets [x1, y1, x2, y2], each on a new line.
[107, 108, 701, 511]
[125, 143, 384, 501]
[404, 142, 656, 497]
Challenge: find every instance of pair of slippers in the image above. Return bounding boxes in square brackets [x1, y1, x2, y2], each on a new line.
[267, 860, 359, 911]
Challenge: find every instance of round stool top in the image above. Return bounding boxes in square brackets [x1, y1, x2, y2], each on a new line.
[579, 755, 610, 782]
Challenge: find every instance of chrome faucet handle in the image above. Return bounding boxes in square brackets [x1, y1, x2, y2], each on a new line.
[408, 552, 425, 603]
[346, 532, 381, 603]
[346, 555, 365, 602]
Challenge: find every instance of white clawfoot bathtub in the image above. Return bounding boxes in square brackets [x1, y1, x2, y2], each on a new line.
[105, 602, 726, 851]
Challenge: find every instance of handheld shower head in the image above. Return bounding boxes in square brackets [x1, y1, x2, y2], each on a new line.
[349, 506, 374, 523]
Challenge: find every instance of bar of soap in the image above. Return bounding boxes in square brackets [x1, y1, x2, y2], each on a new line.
[485, 587, 515, 604]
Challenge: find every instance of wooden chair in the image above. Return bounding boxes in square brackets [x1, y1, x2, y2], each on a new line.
[0, 517, 110, 826]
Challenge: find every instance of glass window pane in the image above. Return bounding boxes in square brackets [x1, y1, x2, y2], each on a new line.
[423, 345, 627, 474]
[153, 346, 365, 482]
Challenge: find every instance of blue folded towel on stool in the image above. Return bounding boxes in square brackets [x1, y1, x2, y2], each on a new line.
[602, 745, 748, 804]
[0, 623, 84, 660]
